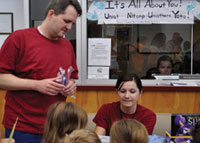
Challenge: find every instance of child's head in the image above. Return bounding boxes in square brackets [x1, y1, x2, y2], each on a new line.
[110, 119, 148, 143]
[63, 129, 101, 143]
[43, 102, 88, 143]
[157, 55, 173, 75]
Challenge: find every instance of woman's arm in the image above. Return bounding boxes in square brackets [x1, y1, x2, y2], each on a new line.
[94, 126, 106, 136]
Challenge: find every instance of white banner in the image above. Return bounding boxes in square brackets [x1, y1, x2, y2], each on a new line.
[87, 0, 200, 24]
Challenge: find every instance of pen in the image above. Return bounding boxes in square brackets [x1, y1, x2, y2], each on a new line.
[7, 117, 18, 143]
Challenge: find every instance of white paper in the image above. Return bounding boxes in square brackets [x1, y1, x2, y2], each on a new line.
[98, 135, 110, 143]
[88, 38, 111, 66]
[171, 81, 197, 86]
[88, 66, 109, 79]
[154, 75, 179, 80]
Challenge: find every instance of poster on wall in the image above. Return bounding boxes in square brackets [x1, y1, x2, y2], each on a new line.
[87, 0, 200, 24]
[88, 38, 111, 66]
[0, 13, 13, 34]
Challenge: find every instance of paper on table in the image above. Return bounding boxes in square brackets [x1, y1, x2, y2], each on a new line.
[153, 74, 179, 80]
[98, 135, 110, 143]
[170, 81, 197, 86]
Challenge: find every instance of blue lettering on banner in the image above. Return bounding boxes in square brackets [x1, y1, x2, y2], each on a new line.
[128, 0, 141, 8]
[172, 10, 187, 19]
[104, 13, 119, 19]
[148, 12, 171, 18]
[127, 12, 145, 19]
[105, 0, 125, 9]
[144, 0, 166, 8]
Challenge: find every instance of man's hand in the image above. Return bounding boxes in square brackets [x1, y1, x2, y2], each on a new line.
[35, 78, 65, 96]
[0, 138, 15, 143]
[61, 79, 77, 97]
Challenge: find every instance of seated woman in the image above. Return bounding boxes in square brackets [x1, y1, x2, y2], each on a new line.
[157, 55, 173, 75]
[42, 102, 88, 143]
[63, 129, 101, 143]
[93, 74, 156, 136]
[110, 119, 148, 143]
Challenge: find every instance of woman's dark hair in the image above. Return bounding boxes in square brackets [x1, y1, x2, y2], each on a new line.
[115, 74, 142, 93]
[145, 67, 159, 79]
[45, 0, 82, 17]
[157, 55, 173, 69]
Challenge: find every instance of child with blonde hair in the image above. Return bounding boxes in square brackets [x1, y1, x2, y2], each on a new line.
[64, 129, 101, 143]
[110, 119, 148, 143]
[43, 102, 88, 143]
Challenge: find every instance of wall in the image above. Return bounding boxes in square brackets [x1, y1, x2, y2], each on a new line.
[0, 0, 29, 48]
[68, 89, 200, 114]
[0, 0, 29, 30]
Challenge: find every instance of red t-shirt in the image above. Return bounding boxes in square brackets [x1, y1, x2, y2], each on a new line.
[0, 27, 78, 134]
[93, 101, 156, 135]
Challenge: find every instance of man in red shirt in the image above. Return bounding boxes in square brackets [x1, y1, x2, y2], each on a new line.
[0, 0, 82, 143]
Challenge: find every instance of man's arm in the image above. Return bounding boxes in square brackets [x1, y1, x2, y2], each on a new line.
[0, 73, 65, 96]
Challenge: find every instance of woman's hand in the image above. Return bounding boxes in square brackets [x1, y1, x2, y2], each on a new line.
[94, 126, 106, 136]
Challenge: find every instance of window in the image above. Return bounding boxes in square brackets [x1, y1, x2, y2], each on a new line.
[84, 0, 200, 84]
[87, 22, 194, 79]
